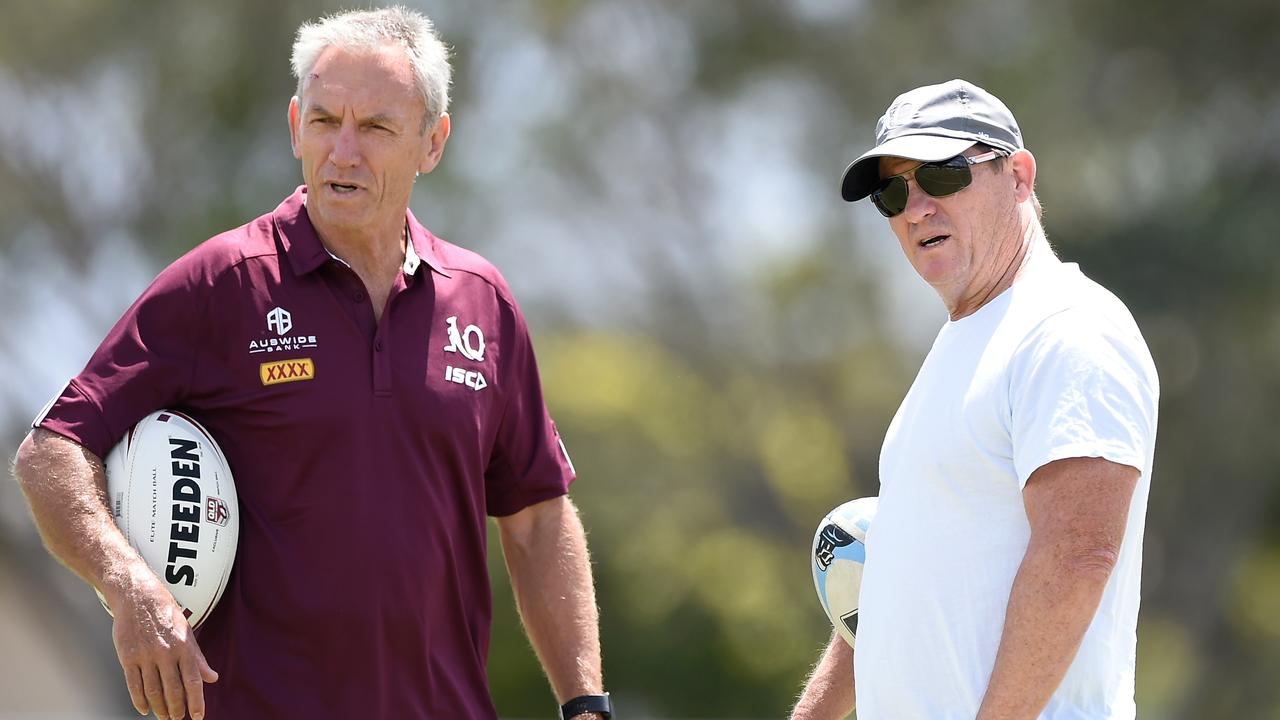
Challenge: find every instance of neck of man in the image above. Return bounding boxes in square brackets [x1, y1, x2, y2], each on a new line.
[314, 212, 409, 283]
[945, 212, 1054, 321]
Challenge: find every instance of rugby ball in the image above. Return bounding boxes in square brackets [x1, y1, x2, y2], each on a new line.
[98, 410, 238, 629]
[811, 496, 877, 648]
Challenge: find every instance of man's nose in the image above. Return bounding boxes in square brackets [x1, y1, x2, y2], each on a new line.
[329, 118, 361, 168]
[899, 179, 937, 223]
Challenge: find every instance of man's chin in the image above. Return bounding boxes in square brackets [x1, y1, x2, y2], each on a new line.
[915, 262, 962, 287]
[307, 200, 374, 231]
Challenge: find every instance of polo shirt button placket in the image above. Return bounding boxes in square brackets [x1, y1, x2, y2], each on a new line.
[372, 334, 391, 396]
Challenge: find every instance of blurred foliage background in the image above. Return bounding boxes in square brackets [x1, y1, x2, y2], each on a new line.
[2, 0, 1279, 718]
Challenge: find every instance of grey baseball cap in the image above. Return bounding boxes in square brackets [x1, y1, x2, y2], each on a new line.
[840, 79, 1024, 202]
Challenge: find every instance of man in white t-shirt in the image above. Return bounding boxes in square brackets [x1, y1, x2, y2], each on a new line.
[791, 79, 1159, 720]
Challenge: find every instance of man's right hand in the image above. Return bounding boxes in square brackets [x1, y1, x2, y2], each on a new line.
[105, 564, 218, 720]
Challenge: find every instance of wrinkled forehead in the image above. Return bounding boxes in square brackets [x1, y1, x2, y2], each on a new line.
[302, 43, 420, 109]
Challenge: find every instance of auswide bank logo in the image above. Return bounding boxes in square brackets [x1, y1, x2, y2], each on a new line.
[266, 307, 292, 335]
[248, 306, 319, 354]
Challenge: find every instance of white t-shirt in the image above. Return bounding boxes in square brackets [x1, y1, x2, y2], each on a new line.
[854, 256, 1159, 719]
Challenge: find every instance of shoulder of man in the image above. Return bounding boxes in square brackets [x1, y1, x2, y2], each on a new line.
[1010, 263, 1141, 341]
[424, 230, 520, 310]
[150, 211, 279, 294]
[1051, 268, 1146, 343]
[1012, 288, 1159, 402]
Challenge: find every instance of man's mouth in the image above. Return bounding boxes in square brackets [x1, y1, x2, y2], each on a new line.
[919, 234, 949, 248]
[328, 182, 360, 194]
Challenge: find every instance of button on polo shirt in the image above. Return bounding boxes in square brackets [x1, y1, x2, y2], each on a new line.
[37, 186, 575, 719]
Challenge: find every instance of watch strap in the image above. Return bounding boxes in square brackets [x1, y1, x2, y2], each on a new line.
[560, 692, 612, 719]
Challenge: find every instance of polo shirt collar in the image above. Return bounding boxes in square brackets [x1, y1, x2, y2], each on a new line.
[273, 185, 451, 278]
[405, 207, 451, 278]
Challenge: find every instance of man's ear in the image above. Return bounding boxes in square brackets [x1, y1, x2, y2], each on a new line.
[1010, 148, 1037, 204]
[288, 96, 303, 160]
[418, 112, 451, 175]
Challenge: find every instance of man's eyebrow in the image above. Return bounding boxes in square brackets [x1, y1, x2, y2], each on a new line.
[306, 105, 399, 127]
[363, 113, 399, 127]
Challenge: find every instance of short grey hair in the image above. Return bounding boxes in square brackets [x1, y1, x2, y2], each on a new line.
[290, 6, 452, 126]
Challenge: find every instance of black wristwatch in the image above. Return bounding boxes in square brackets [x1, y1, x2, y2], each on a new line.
[559, 692, 612, 719]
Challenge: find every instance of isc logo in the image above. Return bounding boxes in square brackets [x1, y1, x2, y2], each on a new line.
[445, 365, 487, 391]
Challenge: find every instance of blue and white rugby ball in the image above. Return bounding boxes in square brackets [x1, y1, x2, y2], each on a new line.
[811, 497, 877, 648]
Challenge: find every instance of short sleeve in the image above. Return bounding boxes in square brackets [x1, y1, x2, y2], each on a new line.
[483, 302, 574, 516]
[36, 261, 206, 460]
[1009, 308, 1159, 487]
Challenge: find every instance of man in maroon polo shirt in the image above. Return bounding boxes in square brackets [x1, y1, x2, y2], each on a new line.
[12, 8, 611, 720]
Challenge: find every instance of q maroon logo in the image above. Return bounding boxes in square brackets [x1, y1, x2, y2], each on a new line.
[442, 316, 485, 361]
[206, 496, 230, 527]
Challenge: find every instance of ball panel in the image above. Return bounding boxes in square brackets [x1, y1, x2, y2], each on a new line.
[838, 609, 859, 640]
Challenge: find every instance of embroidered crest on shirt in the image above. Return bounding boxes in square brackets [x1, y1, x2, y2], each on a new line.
[442, 316, 487, 391]
[442, 315, 485, 361]
[248, 306, 319, 355]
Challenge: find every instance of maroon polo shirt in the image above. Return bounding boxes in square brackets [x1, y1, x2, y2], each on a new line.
[38, 186, 575, 719]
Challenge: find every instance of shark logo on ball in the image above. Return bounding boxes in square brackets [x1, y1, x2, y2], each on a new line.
[811, 496, 878, 649]
[814, 522, 855, 572]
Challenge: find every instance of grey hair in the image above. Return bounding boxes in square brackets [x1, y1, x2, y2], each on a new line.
[290, 6, 452, 127]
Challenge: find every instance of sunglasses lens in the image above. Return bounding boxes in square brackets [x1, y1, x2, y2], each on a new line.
[916, 162, 972, 198]
[871, 177, 908, 217]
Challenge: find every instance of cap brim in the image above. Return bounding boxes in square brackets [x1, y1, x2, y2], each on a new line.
[840, 134, 978, 202]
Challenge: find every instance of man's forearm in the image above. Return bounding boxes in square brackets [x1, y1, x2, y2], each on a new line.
[791, 631, 854, 720]
[978, 457, 1136, 719]
[975, 536, 1116, 719]
[498, 496, 603, 707]
[13, 429, 146, 601]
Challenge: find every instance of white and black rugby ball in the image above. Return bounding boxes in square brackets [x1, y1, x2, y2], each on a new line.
[811, 496, 877, 648]
[99, 410, 239, 628]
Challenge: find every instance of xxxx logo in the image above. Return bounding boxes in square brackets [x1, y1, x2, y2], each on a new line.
[260, 358, 315, 386]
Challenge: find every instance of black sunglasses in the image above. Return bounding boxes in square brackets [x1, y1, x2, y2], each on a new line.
[870, 150, 1004, 218]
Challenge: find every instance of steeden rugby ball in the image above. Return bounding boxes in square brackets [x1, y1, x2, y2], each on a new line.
[99, 409, 238, 629]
